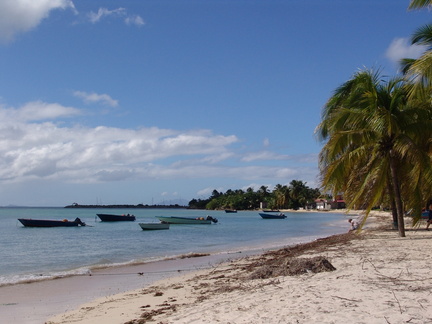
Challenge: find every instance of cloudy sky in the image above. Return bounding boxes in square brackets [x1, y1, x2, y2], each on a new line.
[0, 0, 429, 206]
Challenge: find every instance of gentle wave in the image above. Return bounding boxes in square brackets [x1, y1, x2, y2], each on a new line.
[0, 208, 349, 288]
[0, 232, 333, 287]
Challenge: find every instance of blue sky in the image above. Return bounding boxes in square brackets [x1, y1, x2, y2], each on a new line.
[0, 0, 429, 206]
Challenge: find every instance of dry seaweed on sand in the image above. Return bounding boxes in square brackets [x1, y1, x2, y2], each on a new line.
[263, 232, 361, 258]
[247, 256, 337, 279]
[128, 232, 361, 323]
[242, 233, 361, 279]
[124, 304, 177, 324]
[179, 252, 210, 259]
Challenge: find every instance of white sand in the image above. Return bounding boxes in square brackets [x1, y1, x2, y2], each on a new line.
[46, 212, 432, 324]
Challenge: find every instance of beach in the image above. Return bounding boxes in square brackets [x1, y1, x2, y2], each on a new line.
[42, 211, 432, 324]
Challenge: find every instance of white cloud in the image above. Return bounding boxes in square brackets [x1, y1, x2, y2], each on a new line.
[125, 15, 145, 27]
[0, 0, 76, 42]
[73, 91, 119, 107]
[88, 7, 144, 27]
[0, 101, 81, 122]
[88, 7, 126, 24]
[385, 37, 427, 65]
[0, 102, 241, 183]
[241, 150, 288, 162]
[0, 2, 143, 43]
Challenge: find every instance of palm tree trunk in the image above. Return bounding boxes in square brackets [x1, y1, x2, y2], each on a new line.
[386, 181, 398, 230]
[390, 198, 398, 230]
[389, 152, 405, 237]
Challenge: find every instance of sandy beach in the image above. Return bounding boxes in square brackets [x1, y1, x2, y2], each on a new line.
[42, 211, 432, 324]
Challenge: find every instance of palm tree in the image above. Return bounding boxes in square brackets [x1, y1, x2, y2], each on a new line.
[316, 69, 432, 237]
[408, 0, 432, 9]
[401, 24, 432, 93]
[289, 180, 309, 209]
[273, 184, 290, 209]
[403, 1, 432, 90]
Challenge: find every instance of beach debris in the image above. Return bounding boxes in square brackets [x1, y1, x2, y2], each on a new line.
[124, 304, 177, 323]
[248, 256, 336, 279]
[179, 252, 210, 259]
[128, 232, 359, 323]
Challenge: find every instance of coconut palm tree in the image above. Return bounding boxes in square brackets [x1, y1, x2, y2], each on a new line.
[273, 184, 291, 209]
[408, 0, 432, 9]
[316, 69, 432, 237]
[403, 1, 432, 90]
[401, 24, 432, 93]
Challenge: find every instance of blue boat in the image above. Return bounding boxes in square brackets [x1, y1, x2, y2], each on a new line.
[96, 213, 136, 221]
[259, 213, 286, 219]
[18, 218, 86, 227]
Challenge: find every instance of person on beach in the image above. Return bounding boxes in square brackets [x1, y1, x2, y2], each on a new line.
[426, 204, 432, 230]
[348, 218, 359, 231]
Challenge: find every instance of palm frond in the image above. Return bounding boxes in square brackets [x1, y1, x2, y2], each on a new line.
[411, 24, 432, 47]
[408, 0, 432, 10]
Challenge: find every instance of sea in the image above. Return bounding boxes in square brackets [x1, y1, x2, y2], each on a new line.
[0, 207, 350, 287]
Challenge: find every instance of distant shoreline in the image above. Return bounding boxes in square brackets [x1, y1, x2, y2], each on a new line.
[64, 203, 188, 209]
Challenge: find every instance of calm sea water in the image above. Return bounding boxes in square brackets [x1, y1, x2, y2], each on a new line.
[0, 208, 349, 286]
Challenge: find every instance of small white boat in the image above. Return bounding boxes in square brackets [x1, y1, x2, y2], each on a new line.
[139, 222, 170, 230]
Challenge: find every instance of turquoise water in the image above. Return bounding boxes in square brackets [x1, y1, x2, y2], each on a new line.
[0, 208, 349, 286]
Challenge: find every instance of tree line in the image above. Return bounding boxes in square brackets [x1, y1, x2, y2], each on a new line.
[188, 180, 321, 211]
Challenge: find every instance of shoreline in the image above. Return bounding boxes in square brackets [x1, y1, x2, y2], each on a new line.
[1, 209, 353, 323]
[46, 210, 432, 324]
[1, 248, 255, 324]
[2, 208, 349, 288]
[1, 209, 402, 323]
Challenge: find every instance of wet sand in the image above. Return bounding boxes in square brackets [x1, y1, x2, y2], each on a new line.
[1, 252, 249, 324]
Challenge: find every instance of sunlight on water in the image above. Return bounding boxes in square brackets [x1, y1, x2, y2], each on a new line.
[0, 208, 349, 286]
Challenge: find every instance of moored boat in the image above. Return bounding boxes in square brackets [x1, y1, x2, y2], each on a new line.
[18, 218, 86, 227]
[155, 216, 218, 224]
[139, 222, 170, 230]
[259, 213, 287, 219]
[225, 209, 237, 213]
[96, 213, 136, 221]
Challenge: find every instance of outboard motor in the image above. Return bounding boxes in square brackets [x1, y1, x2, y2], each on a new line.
[74, 217, 86, 226]
[206, 216, 218, 223]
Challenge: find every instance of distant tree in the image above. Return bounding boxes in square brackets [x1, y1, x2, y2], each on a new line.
[189, 183, 322, 211]
[273, 184, 290, 209]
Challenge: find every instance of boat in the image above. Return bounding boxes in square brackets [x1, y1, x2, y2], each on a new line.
[96, 213, 136, 221]
[155, 216, 218, 224]
[225, 209, 237, 213]
[259, 213, 287, 219]
[18, 218, 86, 227]
[139, 222, 170, 230]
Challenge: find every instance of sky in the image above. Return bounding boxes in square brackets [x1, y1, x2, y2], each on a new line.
[0, 0, 430, 207]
